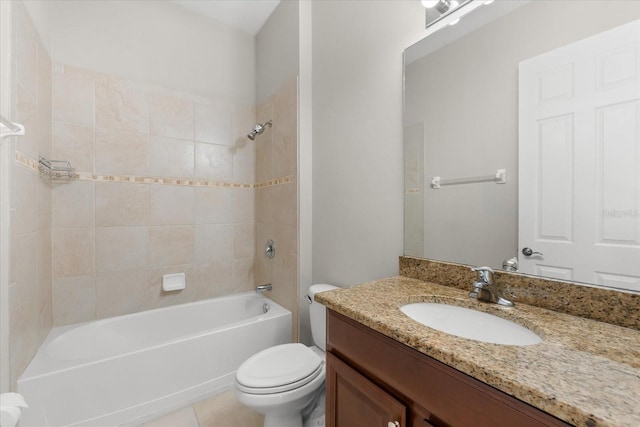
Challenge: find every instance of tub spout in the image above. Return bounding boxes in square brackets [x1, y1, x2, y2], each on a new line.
[256, 283, 272, 293]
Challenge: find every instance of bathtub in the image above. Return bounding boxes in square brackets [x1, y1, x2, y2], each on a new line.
[17, 292, 291, 427]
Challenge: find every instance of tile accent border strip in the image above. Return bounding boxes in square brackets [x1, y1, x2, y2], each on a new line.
[16, 151, 293, 189]
[399, 256, 640, 330]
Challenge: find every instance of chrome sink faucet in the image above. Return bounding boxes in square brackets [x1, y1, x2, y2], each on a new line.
[469, 266, 514, 307]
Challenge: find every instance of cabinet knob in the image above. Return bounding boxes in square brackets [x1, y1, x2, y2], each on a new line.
[388, 422, 400, 427]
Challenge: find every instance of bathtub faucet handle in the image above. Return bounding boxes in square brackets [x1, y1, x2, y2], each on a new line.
[256, 283, 272, 294]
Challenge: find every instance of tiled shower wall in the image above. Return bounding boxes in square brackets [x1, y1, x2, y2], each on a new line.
[254, 77, 299, 340]
[46, 63, 261, 325]
[8, 1, 300, 388]
[9, 1, 53, 388]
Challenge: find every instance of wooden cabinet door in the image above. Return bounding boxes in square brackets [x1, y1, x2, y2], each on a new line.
[326, 351, 406, 427]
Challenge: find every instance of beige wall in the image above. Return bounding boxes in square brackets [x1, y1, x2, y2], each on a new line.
[311, 1, 425, 286]
[8, 0, 52, 389]
[49, 64, 257, 324]
[50, 0, 256, 106]
[256, 0, 299, 104]
[405, 0, 640, 269]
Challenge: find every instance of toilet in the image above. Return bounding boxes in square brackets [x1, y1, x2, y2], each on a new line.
[234, 284, 338, 427]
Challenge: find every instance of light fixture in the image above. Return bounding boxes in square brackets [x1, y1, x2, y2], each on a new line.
[447, 0, 460, 24]
[423, 0, 475, 31]
[421, 0, 452, 14]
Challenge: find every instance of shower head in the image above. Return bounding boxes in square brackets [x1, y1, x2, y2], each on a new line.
[247, 120, 272, 140]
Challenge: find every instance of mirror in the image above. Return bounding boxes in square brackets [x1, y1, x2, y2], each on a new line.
[404, 0, 640, 292]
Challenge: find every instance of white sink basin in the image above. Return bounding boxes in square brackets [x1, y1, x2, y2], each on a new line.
[400, 302, 542, 346]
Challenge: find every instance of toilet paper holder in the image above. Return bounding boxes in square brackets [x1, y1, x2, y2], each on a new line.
[0, 392, 28, 427]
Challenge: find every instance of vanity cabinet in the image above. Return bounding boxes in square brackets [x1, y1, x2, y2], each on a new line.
[325, 310, 572, 427]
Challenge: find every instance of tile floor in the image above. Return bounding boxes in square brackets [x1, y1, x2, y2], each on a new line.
[140, 390, 263, 427]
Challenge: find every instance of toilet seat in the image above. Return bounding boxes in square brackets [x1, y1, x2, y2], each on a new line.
[236, 343, 324, 395]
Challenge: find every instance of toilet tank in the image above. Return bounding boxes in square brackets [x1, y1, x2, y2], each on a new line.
[308, 284, 338, 351]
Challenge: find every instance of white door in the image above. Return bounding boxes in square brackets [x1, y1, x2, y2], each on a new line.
[519, 19, 640, 291]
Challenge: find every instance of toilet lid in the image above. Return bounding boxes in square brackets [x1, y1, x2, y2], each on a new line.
[236, 343, 323, 392]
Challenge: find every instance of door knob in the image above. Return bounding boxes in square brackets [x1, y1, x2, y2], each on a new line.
[522, 247, 543, 257]
[388, 422, 400, 427]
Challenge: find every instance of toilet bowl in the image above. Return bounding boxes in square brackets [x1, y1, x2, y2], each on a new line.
[234, 284, 338, 427]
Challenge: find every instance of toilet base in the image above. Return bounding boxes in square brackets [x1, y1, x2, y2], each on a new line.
[264, 411, 303, 427]
[303, 413, 325, 427]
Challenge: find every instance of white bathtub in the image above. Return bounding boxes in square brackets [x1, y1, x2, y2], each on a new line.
[17, 292, 291, 427]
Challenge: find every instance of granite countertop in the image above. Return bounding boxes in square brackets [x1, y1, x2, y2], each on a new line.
[315, 277, 640, 427]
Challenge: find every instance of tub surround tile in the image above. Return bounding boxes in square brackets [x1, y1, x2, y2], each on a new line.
[251, 78, 299, 340]
[254, 223, 274, 286]
[36, 46, 53, 158]
[95, 227, 149, 273]
[11, 156, 38, 236]
[271, 78, 297, 179]
[43, 66, 298, 344]
[52, 181, 95, 229]
[232, 189, 255, 224]
[52, 275, 96, 325]
[232, 137, 256, 184]
[194, 187, 233, 225]
[147, 265, 196, 309]
[149, 226, 195, 268]
[52, 64, 96, 127]
[233, 224, 256, 259]
[255, 127, 272, 184]
[399, 256, 640, 330]
[52, 122, 95, 173]
[194, 224, 234, 264]
[255, 186, 274, 224]
[149, 185, 195, 226]
[193, 260, 234, 300]
[150, 93, 194, 140]
[95, 76, 149, 134]
[14, 2, 38, 98]
[231, 105, 257, 184]
[16, 81, 39, 160]
[10, 233, 38, 308]
[36, 177, 52, 232]
[52, 228, 95, 278]
[9, 1, 54, 389]
[194, 103, 232, 146]
[194, 142, 233, 182]
[271, 181, 296, 226]
[272, 131, 296, 179]
[315, 277, 640, 427]
[95, 269, 149, 318]
[9, 298, 38, 388]
[149, 136, 194, 178]
[95, 129, 149, 176]
[232, 257, 256, 294]
[96, 183, 150, 226]
[36, 230, 53, 310]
